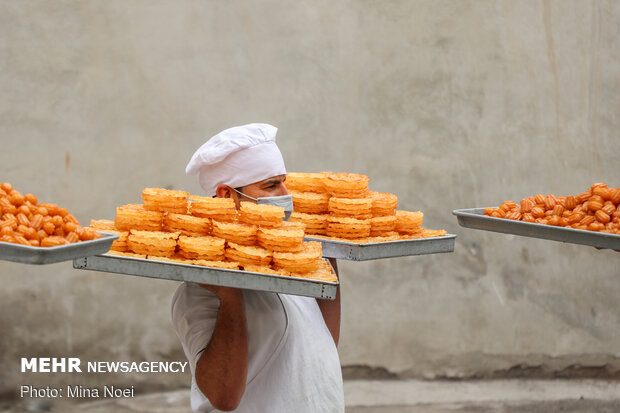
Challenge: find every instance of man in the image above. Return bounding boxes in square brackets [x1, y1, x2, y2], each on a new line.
[171, 123, 344, 412]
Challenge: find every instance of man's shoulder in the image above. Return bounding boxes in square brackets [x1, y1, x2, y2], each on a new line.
[172, 281, 199, 301]
[171, 282, 219, 314]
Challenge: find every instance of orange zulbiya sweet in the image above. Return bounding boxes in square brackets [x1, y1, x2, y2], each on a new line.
[290, 191, 330, 214]
[257, 222, 306, 252]
[0, 182, 101, 248]
[212, 220, 258, 246]
[323, 173, 369, 199]
[142, 188, 189, 214]
[239, 202, 284, 227]
[484, 183, 620, 235]
[188, 196, 237, 222]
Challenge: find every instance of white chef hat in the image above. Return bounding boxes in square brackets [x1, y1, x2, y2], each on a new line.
[186, 123, 287, 196]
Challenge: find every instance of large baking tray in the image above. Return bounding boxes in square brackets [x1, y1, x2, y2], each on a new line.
[304, 234, 456, 261]
[453, 208, 620, 249]
[73, 254, 338, 300]
[0, 232, 118, 265]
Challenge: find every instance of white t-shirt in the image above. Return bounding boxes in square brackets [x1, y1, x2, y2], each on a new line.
[171, 282, 344, 413]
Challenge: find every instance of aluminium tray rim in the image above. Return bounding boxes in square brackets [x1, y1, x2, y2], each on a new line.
[305, 234, 456, 247]
[73, 254, 338, 300]
[0, 232, 119, 265]
[304, 233, 457, 261]
[93, 254, 339, 286]
[452, 207, 620, 249]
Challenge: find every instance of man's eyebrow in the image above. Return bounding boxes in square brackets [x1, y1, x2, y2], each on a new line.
[260, 179, 282, 186]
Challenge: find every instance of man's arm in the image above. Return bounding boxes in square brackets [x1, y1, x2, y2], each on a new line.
[316, 258, 341, 346]
[195, 286, 248, 411]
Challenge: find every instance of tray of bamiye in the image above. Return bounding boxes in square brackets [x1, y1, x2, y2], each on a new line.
[285, 172, 455, 260]
[453, 182, 620, 250]
[0, 182, 117, 265]
[74, 187, 337, 299]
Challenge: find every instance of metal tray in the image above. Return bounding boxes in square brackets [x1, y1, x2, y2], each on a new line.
[73, 254, 338, 300]
[304, 234, 456, 261]
[0, 232, 118, 265]
[453, 208, 620, 249]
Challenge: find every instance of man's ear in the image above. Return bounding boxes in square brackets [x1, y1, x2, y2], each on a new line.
[215, 184, 233, 199]
[216, 185, 242, 209]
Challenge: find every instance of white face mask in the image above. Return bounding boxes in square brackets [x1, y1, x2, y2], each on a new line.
[232, 188, 294, 220]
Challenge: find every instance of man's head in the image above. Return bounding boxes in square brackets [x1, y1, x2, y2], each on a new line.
[216, 174, 288, 209]
[186, 123, 289, 208]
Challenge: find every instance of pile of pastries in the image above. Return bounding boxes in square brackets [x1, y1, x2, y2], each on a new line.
[90, 188, 336, 282]
[484, 182, 620, 234]
[0, 182, 101, 247]
[286, 172, 447, 243]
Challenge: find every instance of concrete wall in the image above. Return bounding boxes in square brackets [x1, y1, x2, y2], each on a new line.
[1, 0, 620, 400]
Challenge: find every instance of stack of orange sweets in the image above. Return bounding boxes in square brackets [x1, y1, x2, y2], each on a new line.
[89, 188, 336, 282]
[0, 182, 100, 247]
[286, 172, 447, 243]
[484, 182, 620, 234]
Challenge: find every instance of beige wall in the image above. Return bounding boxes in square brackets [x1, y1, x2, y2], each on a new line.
[1, 0, 620, 399]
